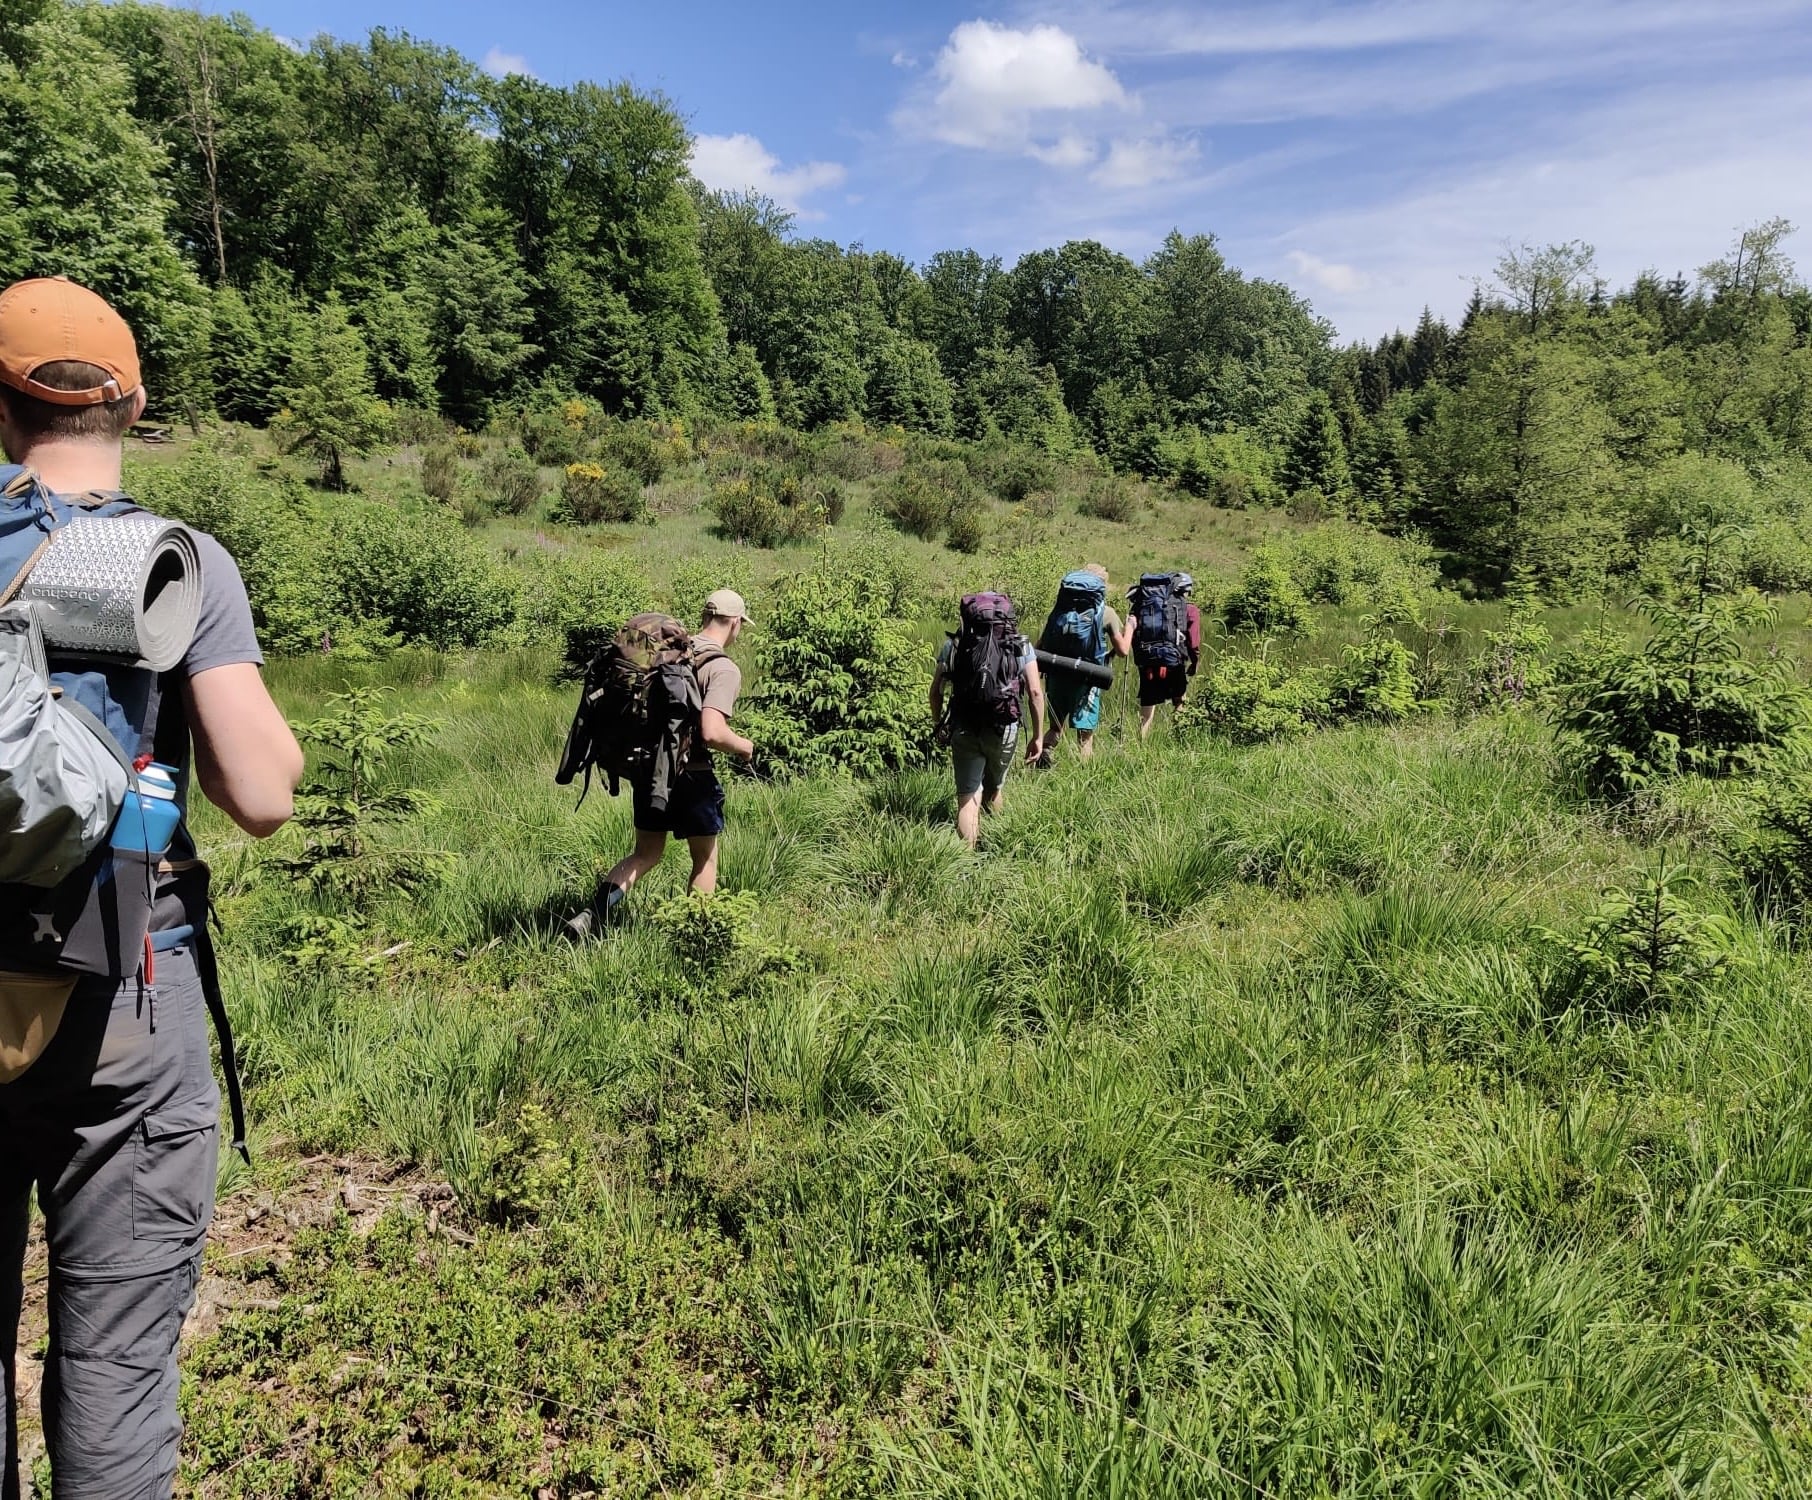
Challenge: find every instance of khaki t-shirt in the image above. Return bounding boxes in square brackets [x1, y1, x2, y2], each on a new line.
[696, 653, 742, 718]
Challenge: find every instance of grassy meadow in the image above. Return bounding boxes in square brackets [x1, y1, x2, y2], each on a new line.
[98, 425, 1812, 1497]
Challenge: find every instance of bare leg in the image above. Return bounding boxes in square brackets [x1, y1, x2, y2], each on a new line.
[1138, 705, 1157, 740]
[983, 785, 1005, 816]
[1076, 729, 1095, 762]
[686, 835, 720, 895]
[605, 827, 669, 893]
[955, 789, 984, 847]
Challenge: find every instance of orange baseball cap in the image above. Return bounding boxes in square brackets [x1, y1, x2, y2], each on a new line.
[0, 277, 142, 406]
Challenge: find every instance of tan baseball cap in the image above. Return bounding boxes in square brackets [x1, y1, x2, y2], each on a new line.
[0, 277, 142, 406]
[704, 588, 753, 625]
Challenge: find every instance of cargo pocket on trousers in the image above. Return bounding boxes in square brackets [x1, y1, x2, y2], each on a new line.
[133, 1096, 220, 1241]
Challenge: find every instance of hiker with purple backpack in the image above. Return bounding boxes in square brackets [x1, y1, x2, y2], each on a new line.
[930, 592, 1047, 848]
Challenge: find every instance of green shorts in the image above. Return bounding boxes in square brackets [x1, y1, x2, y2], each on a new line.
[951, 722, 1019, 798]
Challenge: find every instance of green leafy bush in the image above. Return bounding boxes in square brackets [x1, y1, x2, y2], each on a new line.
[599, 420, 670, 486]
[513, 403, 589, 466]
[740, 555, 935, 777]
[511, 545, 654, 679]
[710, 472, 827, 548]
[1554, 579, 1809, 799]
[552, 462, 646, 525]
[666, 556, 753, 626]
[1464, 603, 1555, 712]
[1279, 523, 1439, 610]
[1222, 553, 1315, 637]
[329, 501, 518, 651]
[878, 463, 967, 541]
[970, 445, 1057, 504]
[1180, 653, 1330, 743]
[480, 444, 543, 516]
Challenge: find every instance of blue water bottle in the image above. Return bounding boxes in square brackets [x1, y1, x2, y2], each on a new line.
[111, 761, 182, 857]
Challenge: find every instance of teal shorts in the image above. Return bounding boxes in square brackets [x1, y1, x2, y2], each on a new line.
[1047, 678, 1102, 733]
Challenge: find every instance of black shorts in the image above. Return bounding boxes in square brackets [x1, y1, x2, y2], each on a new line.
[1139, 661, 1190, 707]
[633, 766, 726, 838]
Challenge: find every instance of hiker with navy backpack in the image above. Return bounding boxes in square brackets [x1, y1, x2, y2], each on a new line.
[930, 592, 1047, 848]
[559, 589, 754, 935]
[0, 278, 302, 1499]
[1036, 563, 1130, 764]
[1129, 570, 1202, 738]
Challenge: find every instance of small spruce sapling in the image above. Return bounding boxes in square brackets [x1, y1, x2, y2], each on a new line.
[277, 687, 447, 908]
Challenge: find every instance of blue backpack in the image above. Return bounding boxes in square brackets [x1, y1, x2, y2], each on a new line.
[1040, 569, 1108, 664]
[0, 465, 248, 1151]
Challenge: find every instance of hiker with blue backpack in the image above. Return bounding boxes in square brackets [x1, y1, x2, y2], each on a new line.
[1129, 571, 1202, 738]
[931, 592, 1047, 848]
[1035, 564, 1131, 764]
[0, 278, 302, 1499]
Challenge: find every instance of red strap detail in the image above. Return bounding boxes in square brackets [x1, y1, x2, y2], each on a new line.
[144, 933, 155, 986]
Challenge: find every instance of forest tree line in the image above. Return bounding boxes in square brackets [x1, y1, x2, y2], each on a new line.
[2, 0, 1809, 596]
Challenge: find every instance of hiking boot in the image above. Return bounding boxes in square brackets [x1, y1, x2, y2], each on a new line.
[564, 882, 626, 940]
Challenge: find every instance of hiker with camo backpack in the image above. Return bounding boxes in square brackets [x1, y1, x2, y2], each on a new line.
[1036, 563, 1130, 764]
[559, 589, 754, 934]
[0, 279, 303, 1499]
[1130, 571, 1202, 738]
[931, 592, 1047, 848]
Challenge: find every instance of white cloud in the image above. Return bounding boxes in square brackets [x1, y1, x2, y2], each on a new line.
[1028, 134, 1099, 169]
[689, 133, 848, 218]
[1271, 76, 1812, 338]
[897, 21, 1131, 156]
[1285, 250, 1370, 295]
[480, 47, 533, 79]
[1092, 135, 1201, 188]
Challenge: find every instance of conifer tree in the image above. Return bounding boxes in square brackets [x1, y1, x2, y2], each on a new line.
[1281, 390, 1353, 508]
[280, 293, 392, 489]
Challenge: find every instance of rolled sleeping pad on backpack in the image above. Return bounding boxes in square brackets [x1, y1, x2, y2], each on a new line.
[1034, 649, 1114, 689]
[16, 516, 201, 670]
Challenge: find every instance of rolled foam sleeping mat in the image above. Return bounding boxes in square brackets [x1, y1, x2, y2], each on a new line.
[19, 515, 201, 671]
[1034, 649, 1114, 689]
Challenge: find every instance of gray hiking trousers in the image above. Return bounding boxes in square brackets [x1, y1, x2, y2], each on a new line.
[1, 943, 219, 1500]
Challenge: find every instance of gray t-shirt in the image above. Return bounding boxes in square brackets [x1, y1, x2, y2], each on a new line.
[154, 530, 264, 894]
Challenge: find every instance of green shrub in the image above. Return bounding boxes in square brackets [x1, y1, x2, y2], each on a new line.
[1464, 604, 1555, 712]
[878, 463, 965, 541]
[419, 441, 460, 504]
[480, 444, 543, 516]
[394, 407, 446, 446]
[1079, 476, 1140, 523]
[1277, 523, 1439, 609]
[599, 420, 669, 487]
[945, 499, 988, 555]
[1222, 553, 1315, 636]
[710, 472, 826, 548]
[1180, 652, 1330, 743]
[551, 462, 646, 525]
[515, 405, 588, 466]
[274, 687, 444, 910]
[511, 545, 653, 678]
[973, 446, 1057, 504]
[1554, 570, 1810, 799]
[330, 500, 518, 651]
[740, 555, 935, 777]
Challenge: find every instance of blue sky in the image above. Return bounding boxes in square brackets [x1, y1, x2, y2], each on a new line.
[176, 0, 1812, 341]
